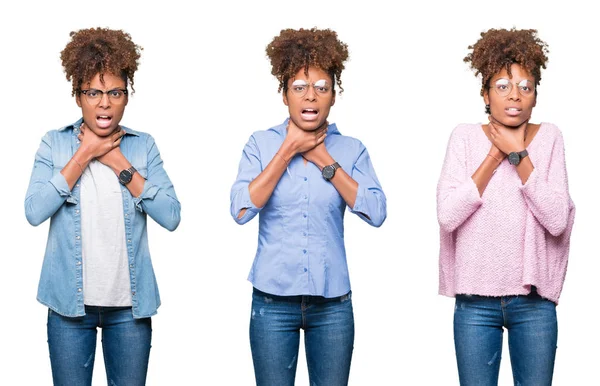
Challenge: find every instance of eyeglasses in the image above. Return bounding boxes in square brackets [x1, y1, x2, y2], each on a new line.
[289, 79, 332, 98]
[490, 78, 535, 97]
[80, 88, 128, 105]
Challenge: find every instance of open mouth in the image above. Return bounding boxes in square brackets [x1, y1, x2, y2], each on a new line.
[96, 115, 113, 129]
[300, 108, 319, 121]
[505, 107, 522, 117]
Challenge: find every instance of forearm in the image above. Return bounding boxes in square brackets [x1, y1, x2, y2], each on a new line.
[515, 156, 534, 184]
[106, 155, 144, 197]
[244, 142, 296, 214]
[472, 152, 504, 196]
[60, 149, 93, 190]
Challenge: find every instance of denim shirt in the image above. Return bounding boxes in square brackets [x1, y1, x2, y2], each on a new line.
[25, 118, 180, 318]
[231, 119, 386, 298]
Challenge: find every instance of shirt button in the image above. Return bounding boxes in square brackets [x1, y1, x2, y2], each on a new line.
[77, 261, 81, 265]
[304, 177, 307, 181]
[127, 239, 131, 243]
[125, 213, 128, 217]
[303, 249, 307, 254]
[303, 268, 308, 272]
[76, 235, 80, 240]
[303, 195, 307, 200]
[75, 209, 80, 214]
[76, 184, 80, 187]
[132, 291, 136, 295]
[77, 288, 82, 292]
[130, 264, 134, 268]
[303, 213, 307, 218]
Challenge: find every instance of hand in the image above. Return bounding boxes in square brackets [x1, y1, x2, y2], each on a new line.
[284, 119, 328, 155]
[487, 116, 528, 155]
[302, 142, 333, 170]
[77, 123, 125, 161]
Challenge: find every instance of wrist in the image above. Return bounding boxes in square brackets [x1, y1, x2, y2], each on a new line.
[279, 141, 297, 161]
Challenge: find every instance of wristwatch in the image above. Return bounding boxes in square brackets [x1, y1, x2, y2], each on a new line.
[508, 150, 529, 166]
[322, 162, 340, 181]
[118, 166, 137, 185]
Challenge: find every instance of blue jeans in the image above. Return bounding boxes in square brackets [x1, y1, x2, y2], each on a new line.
[47, 306, 152, 386]
[454, 289, 558, 386]
[249, 288, 354, 386]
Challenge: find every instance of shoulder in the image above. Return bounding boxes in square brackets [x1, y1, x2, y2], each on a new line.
[538, 122, 563, 139]
[250, 121, 287, 143]
[449, 123, 481, 139]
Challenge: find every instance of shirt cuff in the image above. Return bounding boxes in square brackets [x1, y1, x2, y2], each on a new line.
[49, 173, 77, 204]
[133, 182, 159, 212]
[233, 186, 262, 224]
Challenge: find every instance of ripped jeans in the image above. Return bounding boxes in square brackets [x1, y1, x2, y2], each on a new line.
[47, 306, 152, 386]
[249, 288, 354, 386]
[454, 289, 557, 386]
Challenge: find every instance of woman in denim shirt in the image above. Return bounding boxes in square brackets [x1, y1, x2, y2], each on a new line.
[231, 28, 386, 386]
[25, 28, 180, 386]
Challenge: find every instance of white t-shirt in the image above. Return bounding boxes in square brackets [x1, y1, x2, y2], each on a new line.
[80, 160, 132, 306]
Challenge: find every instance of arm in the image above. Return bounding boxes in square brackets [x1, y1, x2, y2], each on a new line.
[131, 135, 181, 231]
[24, 127, 123, 226]
[436, 126, 483, 233]
[520, 129, 571, 236]
[303, 141, 386, 227]
[25, 132, 72, 226]
[230, 121, 327, 224]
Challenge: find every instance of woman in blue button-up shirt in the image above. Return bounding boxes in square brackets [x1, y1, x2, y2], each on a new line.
[231, 28, 386, 386]
[25, 28, 180, 386]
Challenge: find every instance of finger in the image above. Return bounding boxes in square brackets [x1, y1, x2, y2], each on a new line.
[77, 133, 83, 141]
[317, 133, 327, 144]
[113, 137, 122, 148]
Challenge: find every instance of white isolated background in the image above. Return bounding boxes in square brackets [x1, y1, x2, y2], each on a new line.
[0, 0, 597, 384]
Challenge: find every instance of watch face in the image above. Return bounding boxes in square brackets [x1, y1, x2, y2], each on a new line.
[508, 152, 520, 165]
[322, 165, 334, 180]
[119, 169, 133, 184]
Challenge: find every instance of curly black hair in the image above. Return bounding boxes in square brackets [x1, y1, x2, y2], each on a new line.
[266, 28, 349, 93]
[60, 27, 142, 96]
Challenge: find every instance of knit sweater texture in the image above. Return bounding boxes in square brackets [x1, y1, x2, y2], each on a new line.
[437, 123, 575, 303]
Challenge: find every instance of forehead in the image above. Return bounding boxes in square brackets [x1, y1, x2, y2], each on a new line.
[289, 66, 332, 82]
[85, 73, 127, 88]
[492, 64, 534, 81]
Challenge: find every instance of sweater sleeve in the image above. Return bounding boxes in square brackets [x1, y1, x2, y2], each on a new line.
[520, 127, 572, 236]
[437, 125, 483, 233]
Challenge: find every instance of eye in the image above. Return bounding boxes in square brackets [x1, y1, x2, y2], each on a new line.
[315, 86, 329, 93]
[293, 85, 307, 93]
[108, 89, 124, 98]
[87, 89, 101, 98]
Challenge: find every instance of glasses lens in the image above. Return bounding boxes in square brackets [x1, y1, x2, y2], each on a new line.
[517, 80, 535, 96]
[493, 79, 512, 97]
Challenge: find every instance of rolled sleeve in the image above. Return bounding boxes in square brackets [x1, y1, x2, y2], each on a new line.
[25, 132, 72, 226]
[230, 135, 264, 225]
[134, 135, 181, 231]
[348, 143, 387, 227]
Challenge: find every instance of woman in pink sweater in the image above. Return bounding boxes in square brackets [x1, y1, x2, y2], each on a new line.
[437, 28, 575, 385]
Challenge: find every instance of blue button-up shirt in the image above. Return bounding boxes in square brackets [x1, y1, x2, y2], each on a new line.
[231, 119, 386, 298]
[25, 118, 180, 318]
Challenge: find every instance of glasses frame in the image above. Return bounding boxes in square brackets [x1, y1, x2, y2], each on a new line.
[489, 78, 535, 98]
[79, 88, 129, 105]
[288, 79, 332, 98]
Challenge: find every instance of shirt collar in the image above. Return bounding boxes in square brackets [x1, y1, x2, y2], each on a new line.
[272, 118, 341, 137]
[58, 117, 140, 137]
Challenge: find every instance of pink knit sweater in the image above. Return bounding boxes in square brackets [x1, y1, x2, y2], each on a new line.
[437, 123, 575, 303]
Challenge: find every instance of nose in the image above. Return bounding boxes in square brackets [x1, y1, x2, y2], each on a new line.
[508, 83, 520, 101]
[98, 92, 111, 108]
[304, 85, 317, 101]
